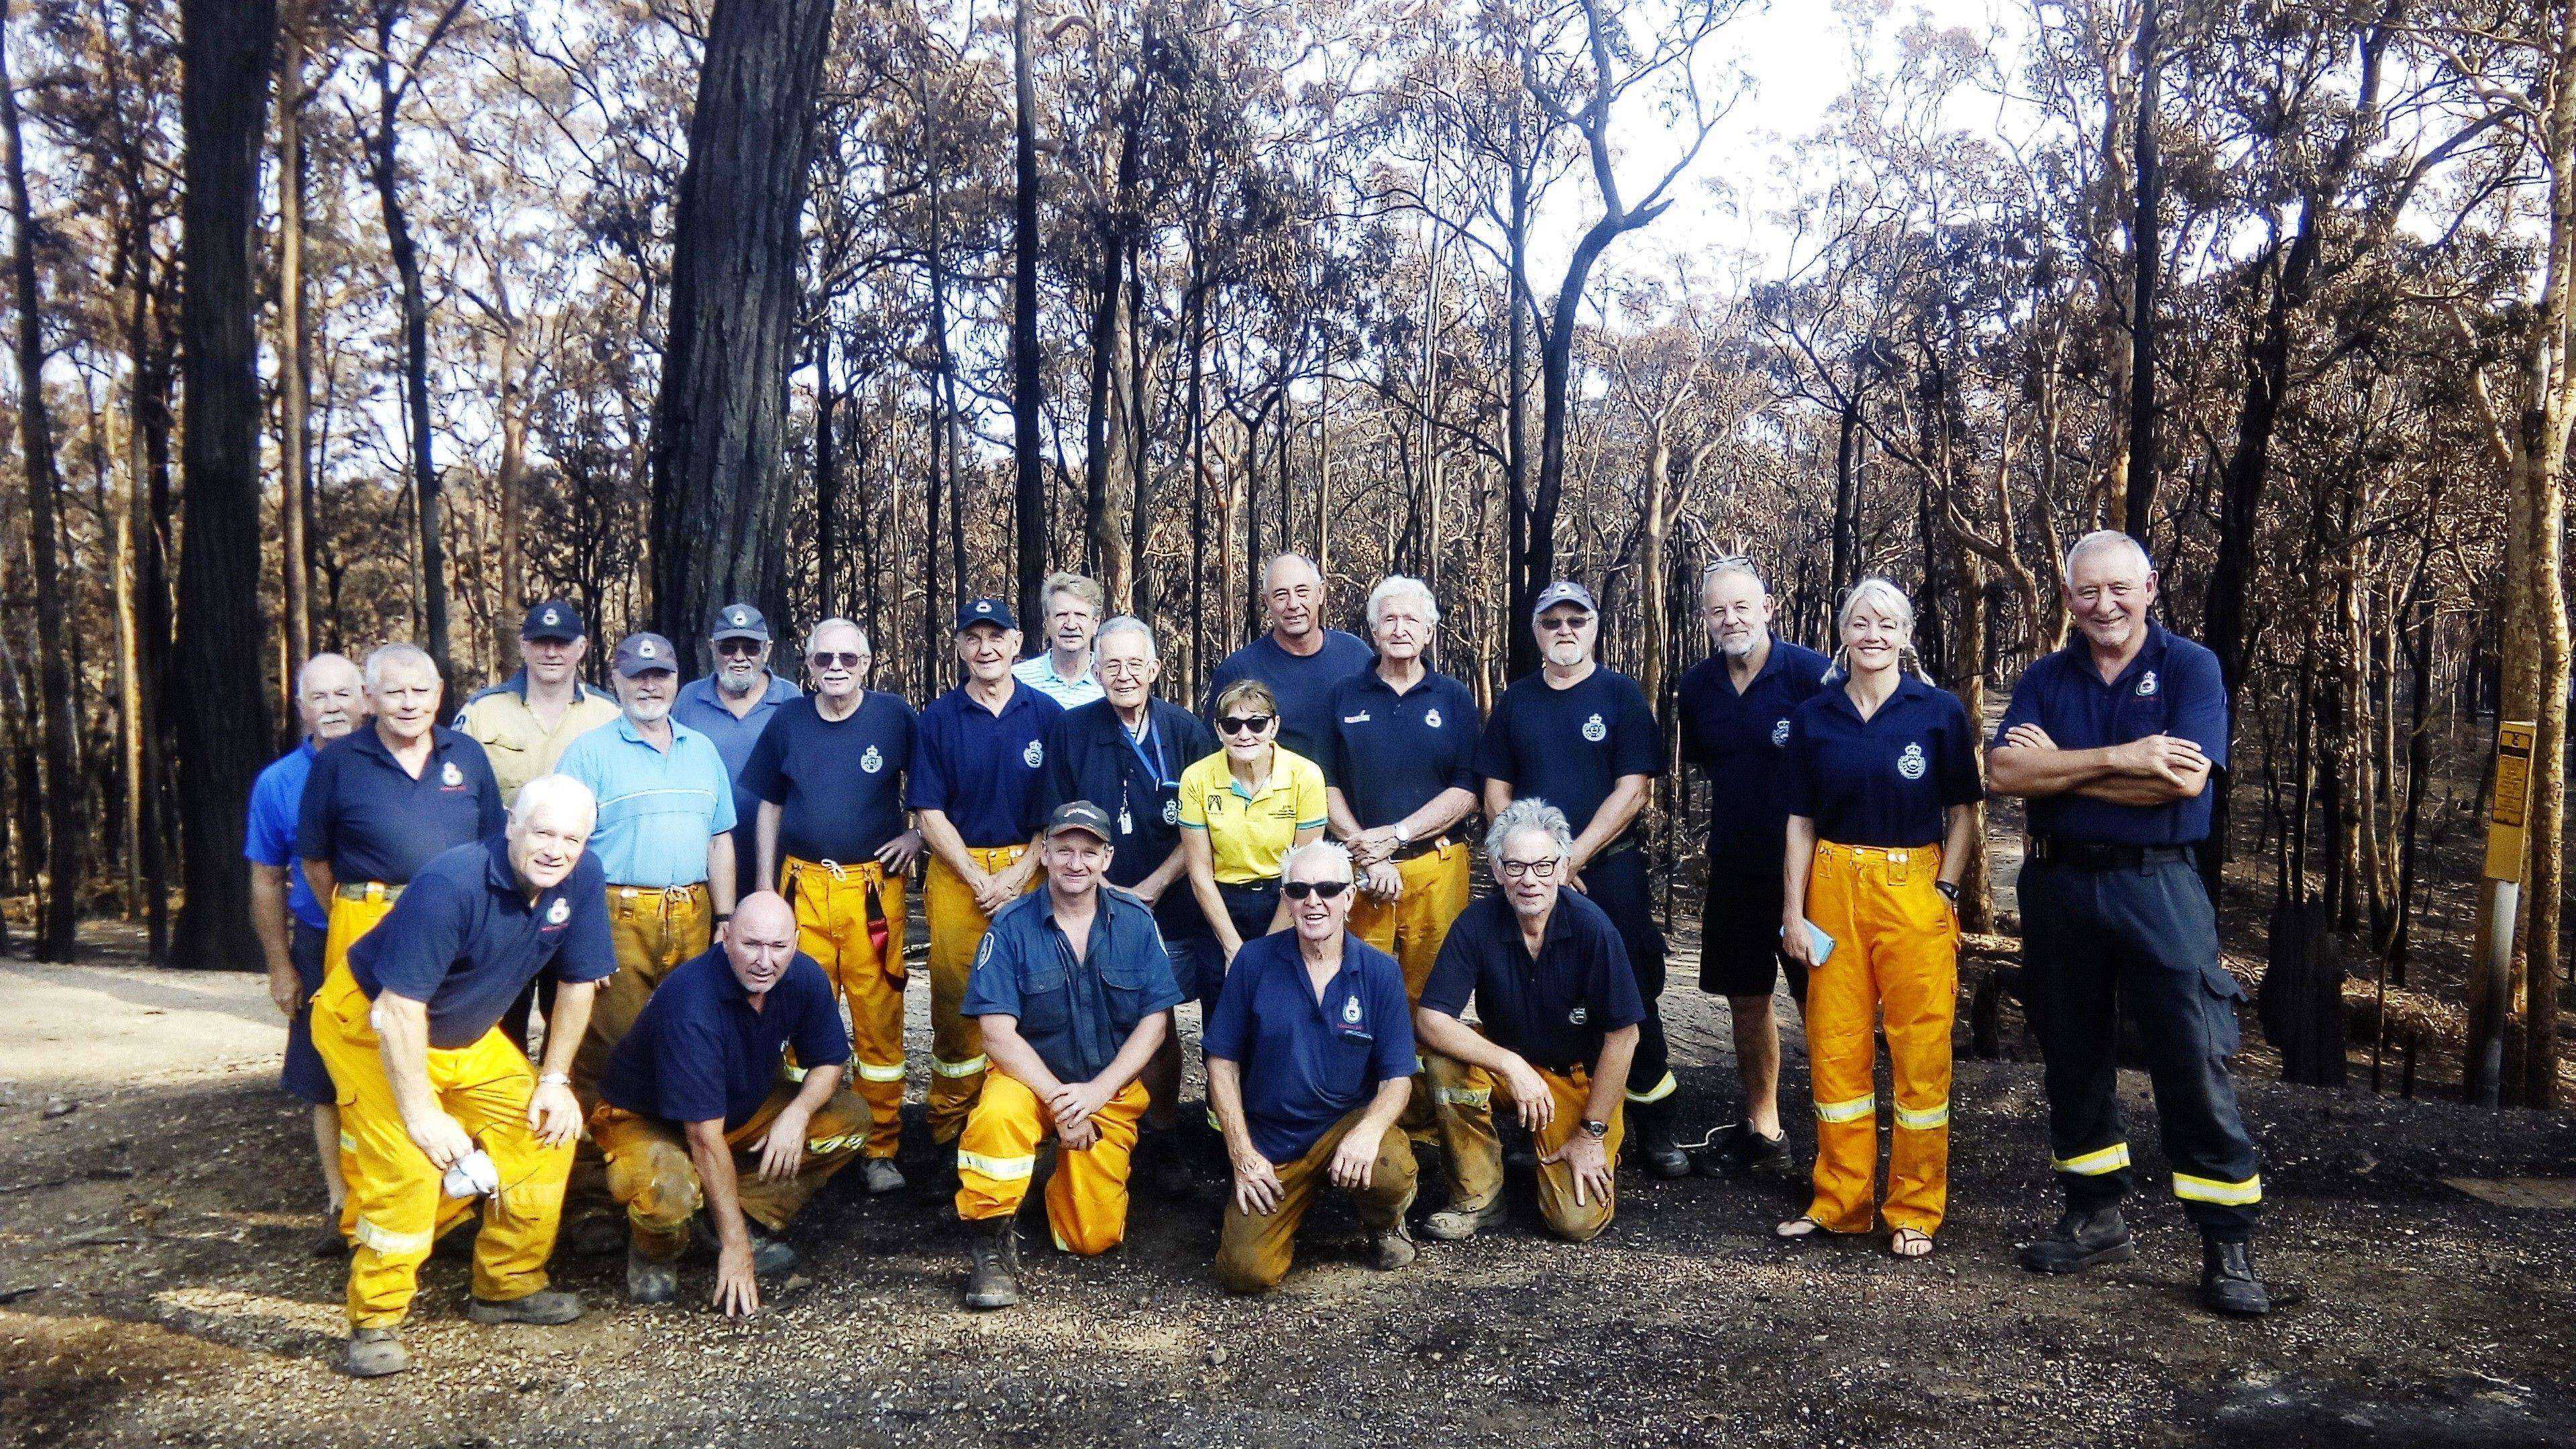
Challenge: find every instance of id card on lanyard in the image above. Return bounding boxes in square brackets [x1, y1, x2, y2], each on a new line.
[1122, 714, 1177, 840]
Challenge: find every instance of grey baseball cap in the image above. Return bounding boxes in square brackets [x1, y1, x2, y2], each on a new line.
[708, 603, 770, 643]
[1531, 581, 1598, 621]
[611, 631, 680, 678]
[1044, 800, 1115, 842]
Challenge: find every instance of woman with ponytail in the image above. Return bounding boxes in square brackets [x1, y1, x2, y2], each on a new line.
[1774, 578, 1983, 1258]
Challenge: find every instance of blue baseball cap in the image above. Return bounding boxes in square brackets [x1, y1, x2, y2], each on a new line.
[611, 632, 680, 678]
[521, 600, 585, 642]
[708, 603, 771, 644]
[957, 597, 1017, 633]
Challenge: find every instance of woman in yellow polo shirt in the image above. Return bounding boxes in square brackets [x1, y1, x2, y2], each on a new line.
[1181, 680, 1328, 992]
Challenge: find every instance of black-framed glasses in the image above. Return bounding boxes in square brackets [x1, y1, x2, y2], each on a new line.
[1497, 855, 1562, 879]
[808, 651, 865, 669]
[1282, 879, 1350, 900]
[714, 639, 763, 657]
[1218, 714, 1275, 735]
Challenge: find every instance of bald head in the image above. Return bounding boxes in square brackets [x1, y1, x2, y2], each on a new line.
[1260, 552, 1326, 643]
[724, 891, 802, 996]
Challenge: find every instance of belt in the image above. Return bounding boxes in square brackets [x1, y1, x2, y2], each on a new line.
[2028, 837, 2194, 870]
[612, 883, 710, 903]
[333, 881, 402, 903]
[1391, 835, 1456, 862]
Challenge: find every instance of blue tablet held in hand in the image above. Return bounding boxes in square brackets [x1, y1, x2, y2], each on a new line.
[1780, 919, 1835, 967]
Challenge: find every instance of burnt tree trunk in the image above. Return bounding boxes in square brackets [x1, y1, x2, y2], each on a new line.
[1010, 0, 1044, 634]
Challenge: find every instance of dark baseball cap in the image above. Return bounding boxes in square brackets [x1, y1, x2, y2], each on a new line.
[520, 600, 585, 642]
[611, 632, 679, 678]
[957, 597, 1017, 633]
[1531, 581, 1597, 621]
[1044, 800, 1115, 842]
[708, 603, 770, 643]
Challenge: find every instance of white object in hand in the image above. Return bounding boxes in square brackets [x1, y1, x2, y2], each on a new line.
[1780, 919, 1836, 967]
[442, 1148, 500, 1199]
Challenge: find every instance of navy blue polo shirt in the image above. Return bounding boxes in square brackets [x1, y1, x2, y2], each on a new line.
[962, 888, 1184, 1085]
[1996, 624, 2229, 845]
[345, 839, 616, 1049]
[1201, 630, 1375, 773]
[1040, 698, 1218, 938]
[909, 680, 1065, 849]
[1677, 639, 1832, 870]
[741, 692, 918, 865]
[1473, 666, 1664, 836]
[1420, 890, 1645, 1074]
[1201, 930, 1414, 1163]
[598, 946, 851, 1130]
[1782, 676, 1984, 848]
[1322, 668, 1483, 829]
[297, 726, 506, 885]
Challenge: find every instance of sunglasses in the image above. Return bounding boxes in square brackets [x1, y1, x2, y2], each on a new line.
[808, 651, 866, 669]
[1281, 879, 1350, 900]
[1218, 714, 1275, 735]
[714, 639, 764, 657]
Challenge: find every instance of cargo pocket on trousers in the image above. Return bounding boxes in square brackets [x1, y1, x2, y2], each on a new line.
[2199, 964, 2247, 1059]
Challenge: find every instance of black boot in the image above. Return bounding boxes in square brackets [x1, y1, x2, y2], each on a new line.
[2199, 1236, 2273, 1318]
[1690, 1120, 1788, 1178]
[2017, 1206, 2135, 1274]
[963, 1217, 1022, 1310]
[1627, 1097, 1692, 1179]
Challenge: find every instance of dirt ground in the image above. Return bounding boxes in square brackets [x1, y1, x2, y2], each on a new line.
[7, 907, 2576, 1449]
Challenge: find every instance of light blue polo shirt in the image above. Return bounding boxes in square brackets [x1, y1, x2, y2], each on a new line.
[1011, 652, 1105, 709]
[556, 714, 739, 888]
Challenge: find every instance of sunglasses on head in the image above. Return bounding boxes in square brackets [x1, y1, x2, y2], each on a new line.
[1218, 714, 1275, 735]
[1282, 879, 1350, 900]
[715, 639, 763, 657]
[808, 651, 865, 669]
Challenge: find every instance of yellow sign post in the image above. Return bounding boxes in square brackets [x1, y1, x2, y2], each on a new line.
[2471, 721, 2538, 1106]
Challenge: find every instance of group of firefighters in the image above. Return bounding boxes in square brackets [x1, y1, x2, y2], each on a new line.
[240, 531, 2278, 1379]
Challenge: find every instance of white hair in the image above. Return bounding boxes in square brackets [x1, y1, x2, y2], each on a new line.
[1261, 551, 1323, 591]
[1095, 614, 1158, 658]
[1365, 574, 1440, 630]
[361, 643, 437, 692]
[1281, 839, 1355, 883]
[1485, 798, 1574, 860]
[510, 773, 598, 828]
[297, 651, 360, 694]
[805, 617, 871, 655]
[2063, 529, 2153, 580]
[1701, 555, 1767, 596]
[1825, 577, 1934, 685]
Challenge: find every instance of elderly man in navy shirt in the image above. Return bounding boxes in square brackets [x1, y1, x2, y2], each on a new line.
[592, 892, 867, 1316]
[1990, 530, 2273, 1317]
[307, 775, 615, 1377]
[1205, 841, 1419, 1293]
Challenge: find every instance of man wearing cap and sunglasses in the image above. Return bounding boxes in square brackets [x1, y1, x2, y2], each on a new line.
[743, 619, 922, 1193]
[914, 598, 1067, 1159]
[674, 604, 800, 898]
[555, 632, 740, 1105]
[454, 600, 621, 810]
[954, 800, 1184, 1309]
[1474, 581, 1690, 1179]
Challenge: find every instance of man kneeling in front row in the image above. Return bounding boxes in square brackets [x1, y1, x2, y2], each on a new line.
[590, 892, 867, 1316]
[956, 801, 1182, 1309]
[1412, 798, 1641, 1242]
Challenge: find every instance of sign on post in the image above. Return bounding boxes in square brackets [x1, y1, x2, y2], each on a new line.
[2484, 722, 2538, 881]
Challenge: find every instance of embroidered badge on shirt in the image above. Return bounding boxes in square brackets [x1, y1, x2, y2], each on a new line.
[1568, 1003, 1589, 1026]
[440, 761, 464, 788]
[1022, 739, 1044, 769]
[1342, 994, 1363, 1025]
[1770, 718, 1792, 747]
[1897, 743, 1927, 780]
[861, 745, 883, 774]
[1582, 712, 1607, 743]
[2137, 670, 2158, 697]
[1424, 707, 1443, 729]
[1162, 798, 1180, 826]
[545, 897, 571, 926]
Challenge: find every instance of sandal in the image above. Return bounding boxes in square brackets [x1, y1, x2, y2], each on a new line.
[1775, 1216, 1825, 1240]
[1890, 1227, 1935, 1258]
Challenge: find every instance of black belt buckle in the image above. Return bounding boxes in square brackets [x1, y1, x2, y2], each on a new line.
[1392, 835, 1451, 862]
[2031, 837, 2192, 871]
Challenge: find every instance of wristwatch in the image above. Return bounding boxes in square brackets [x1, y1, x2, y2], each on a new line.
[538, 1071, 572, 1088]
[1579, 1118, 1609, 1139]
[1393, 821, 1413, 847]
[1935, 881, 1960, 903]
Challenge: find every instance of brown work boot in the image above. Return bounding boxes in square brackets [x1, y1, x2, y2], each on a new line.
[1419, 1200, 1506, 1242]
[464, 1288, 585, 1326]
[964, 1217, 1022, 1310]
[340, 1327, 410, 1378]
[1370, 1221, 1418, 1271]
[626, 1245, 679, 1305]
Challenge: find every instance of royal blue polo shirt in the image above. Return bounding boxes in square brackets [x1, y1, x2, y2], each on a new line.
[1782, 676, 1984, 848]
[1201, 630, 1375, 773]
[345, 839, 616, 1049]
[1677, 639, 1832, 870]
[1420, 889, 1645, 1074]
[1996, 624, 2229, 845]
[909, 680, 1065, 849]
[555, 714, 737, 888]
[1473, 666, 1665, 837]
[246, 741, 327, 929]
[672, 672, 801, 846]
[297, 726, 506, 885]
[598, 946, 851, 1130]
[1201, 930, 1414, 1164]
[1040, 698, 1218, 938]
[741, 692, 917, 865]
[962, 888, 1184, 1085]
[1322, 667, 1483, 830]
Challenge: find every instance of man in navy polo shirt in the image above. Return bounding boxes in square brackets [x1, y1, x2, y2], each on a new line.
[299, 643, 507, 997]
[1990, 530, 2275, 1317]
[673, 602, 800, 894]
[592, 892, 865, 1317]
[1205, 841, 1418, 1293]
[307, 775, 615, 1377]
[246, 651, 369, 1251]
[914, 597, 1067, 1153]
[1202, 552, 1373, 769]
[1674, 559, 1831, 1177]
[1474, 581, 1688, 1177]
[1415, 800, 1643, 1242]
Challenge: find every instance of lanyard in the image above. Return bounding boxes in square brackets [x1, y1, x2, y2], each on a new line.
[1122, 710, 1174, 788]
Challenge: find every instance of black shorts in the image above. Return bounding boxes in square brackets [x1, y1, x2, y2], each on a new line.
[1699, 867, 1806, 1002]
